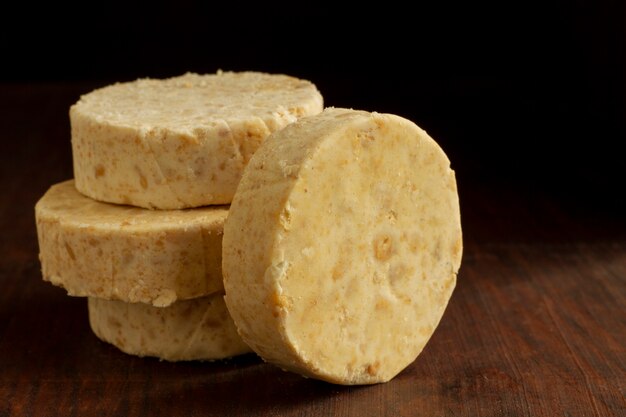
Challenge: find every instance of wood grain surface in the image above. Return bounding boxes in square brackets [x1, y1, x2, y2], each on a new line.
[0, 84, 624, 417]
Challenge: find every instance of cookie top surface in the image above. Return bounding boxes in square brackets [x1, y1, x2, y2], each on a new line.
[72, 71, 322, 131]
[37, 180, 228, 231]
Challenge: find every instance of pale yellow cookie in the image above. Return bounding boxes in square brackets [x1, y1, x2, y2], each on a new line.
[223, 108, 462, 384]
[88, 293, 251, 361]
[35, 180, 226, 307]
[71, 71, 323, 209]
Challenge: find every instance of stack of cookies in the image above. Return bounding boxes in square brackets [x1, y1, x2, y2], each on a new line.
[36, 71, 464, 385]
[35, 72, 324, 361]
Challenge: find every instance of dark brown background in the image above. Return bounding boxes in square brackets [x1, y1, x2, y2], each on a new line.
[1, 1, 625, 416]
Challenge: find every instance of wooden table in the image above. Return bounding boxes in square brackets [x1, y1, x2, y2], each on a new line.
[1, 83, 624, 416]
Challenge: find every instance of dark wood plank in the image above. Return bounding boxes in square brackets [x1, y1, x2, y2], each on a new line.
[0, 83, 624, 417]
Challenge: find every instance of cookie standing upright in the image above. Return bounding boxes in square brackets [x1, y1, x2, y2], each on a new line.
[222, 108, 462, 384]
[71, 72, 323, 209]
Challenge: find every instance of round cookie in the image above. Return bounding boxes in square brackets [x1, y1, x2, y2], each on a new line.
[88, 293, 251, 361]
[223, 108, 462, 384]
[71, 71, 323, 209]
[35, 180, 227, 307]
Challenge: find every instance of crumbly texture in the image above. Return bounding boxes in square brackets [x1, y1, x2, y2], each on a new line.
[35, 180, 227, 307]
[71, 71, 323, 209]
[88, 293, 251, 361]
[223, 108, 462, 385]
